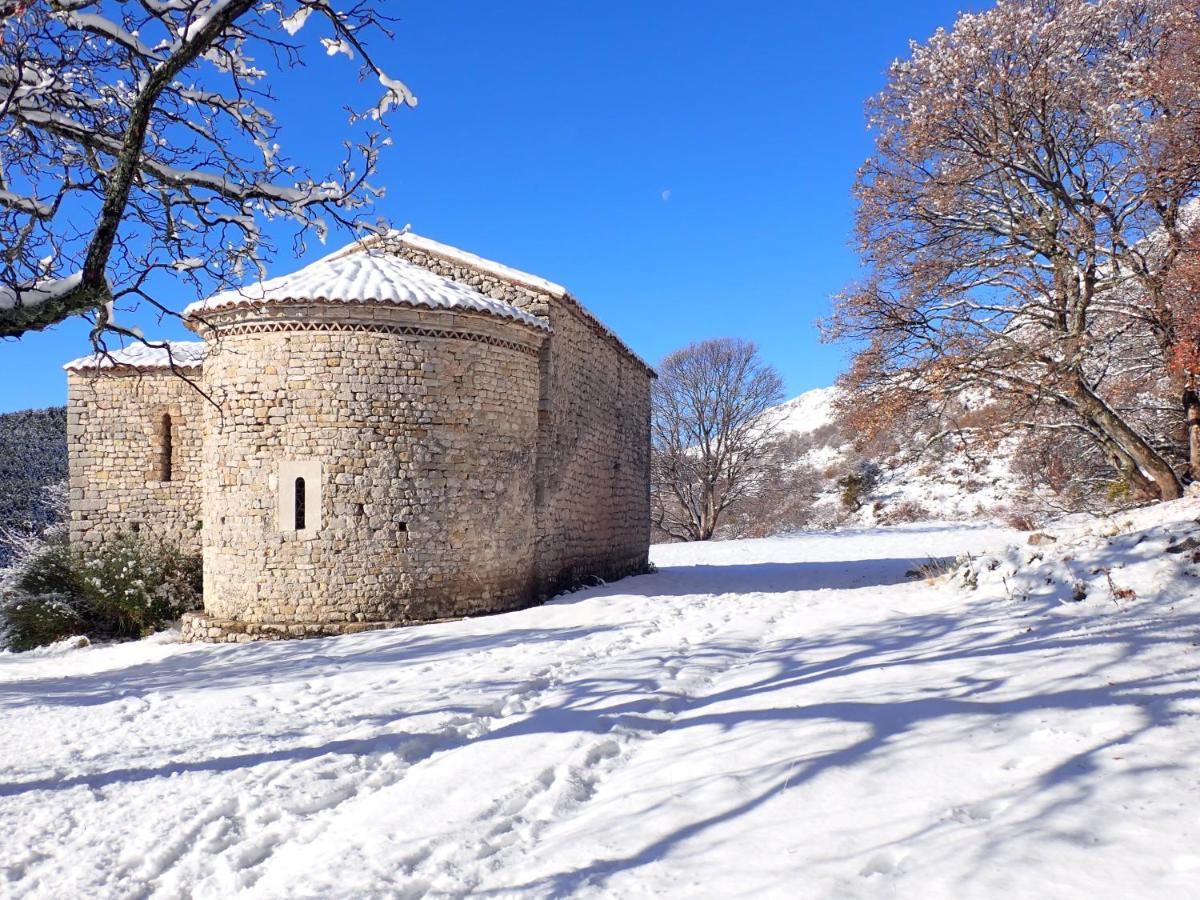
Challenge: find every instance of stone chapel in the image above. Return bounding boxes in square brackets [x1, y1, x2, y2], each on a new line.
[64, 231, 653, 642]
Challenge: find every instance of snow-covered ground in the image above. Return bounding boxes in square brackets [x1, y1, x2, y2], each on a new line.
[3, 501, 1200, 898]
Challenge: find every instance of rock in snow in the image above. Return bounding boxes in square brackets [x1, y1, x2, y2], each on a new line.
[2, 500, 1200, 897]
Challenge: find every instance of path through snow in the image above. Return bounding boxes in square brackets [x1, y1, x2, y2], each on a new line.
[2, 513, 1199, 898]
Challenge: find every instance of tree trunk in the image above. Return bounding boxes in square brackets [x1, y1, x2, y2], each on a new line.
[1092, 431, 1160, 499]
[1071, 376, 1184, 500]
[1185, 383, 1200, 483]
[698, 489, 717, 540]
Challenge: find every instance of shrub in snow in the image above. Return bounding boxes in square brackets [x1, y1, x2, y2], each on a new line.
[837, 465, 881, 512]
[1, 531, 201, 652]
[880, 500, 931, 525]
[1001, 509, 1039, 532]
[716, 464, 827, 540]
[905, 555, 965, 580]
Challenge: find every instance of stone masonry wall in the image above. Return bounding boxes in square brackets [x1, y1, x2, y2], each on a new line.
[196, 302, 544, 630]
[396, 244, 653, 596]
[533, 299, 652, 594]
[67, 369, 205, 555]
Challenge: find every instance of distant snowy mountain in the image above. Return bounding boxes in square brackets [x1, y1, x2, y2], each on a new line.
[763, 386, 838, 437]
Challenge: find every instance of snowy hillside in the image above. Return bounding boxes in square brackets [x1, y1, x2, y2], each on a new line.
[763, 385, 839, 436]
[766, 386, 1025, 526]
[3, 499, 1200, 897]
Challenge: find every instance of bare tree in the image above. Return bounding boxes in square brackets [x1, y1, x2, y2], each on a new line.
[651, 338, 785, 541]
[0, 1, 414, 352]
[825, 0, 1200, 500]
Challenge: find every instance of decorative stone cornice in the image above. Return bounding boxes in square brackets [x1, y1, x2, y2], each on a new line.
[212, 318, 544, 358]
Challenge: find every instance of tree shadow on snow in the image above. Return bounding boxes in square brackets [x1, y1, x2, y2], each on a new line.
[471, 523, 1200, 894]
[557, 556, 936, 601]
[0, 624, 619, 711]
[2, 516, 1197, 896]
[490, 661, 1200, 894]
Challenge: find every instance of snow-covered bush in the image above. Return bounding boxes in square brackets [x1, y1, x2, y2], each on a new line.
[1, 531, 201, 652]
[716, 464, 827, 539]
[999, 508, 1039, 532]
[837, 464, 881, 511]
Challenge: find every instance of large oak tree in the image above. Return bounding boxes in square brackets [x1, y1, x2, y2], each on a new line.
[827, 0, 1200, 499]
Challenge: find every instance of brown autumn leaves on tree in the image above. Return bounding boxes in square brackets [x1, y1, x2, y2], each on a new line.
[651, 338, 785, 541]
[1167, 229, 1200, 470]
[826, 0, 1200, 501]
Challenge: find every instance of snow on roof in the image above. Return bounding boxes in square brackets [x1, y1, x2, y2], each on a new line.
[64, 340, 207, 371]
[396, 232, 568, 298]
[183, 244, 549, 330]
[393, 231, 654, 374]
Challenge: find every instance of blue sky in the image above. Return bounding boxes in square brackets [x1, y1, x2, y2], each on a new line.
[0, 0, 984, 413]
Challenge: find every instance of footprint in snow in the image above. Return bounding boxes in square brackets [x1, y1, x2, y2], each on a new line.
[117, 697, 150, 720]
[947, 799, 1005, 823]
[583, 738, 622, 767]
[858, 850, 907, 878]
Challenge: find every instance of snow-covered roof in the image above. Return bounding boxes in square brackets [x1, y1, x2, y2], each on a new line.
[64, 340, 207, 371]
[183, 244, 549, 331]
[394, 231, 654, 374]
[396, 232, 569, 298]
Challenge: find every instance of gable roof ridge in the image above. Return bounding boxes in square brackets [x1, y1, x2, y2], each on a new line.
[396, 230, 655, 375]
[395, 231, 568, 298]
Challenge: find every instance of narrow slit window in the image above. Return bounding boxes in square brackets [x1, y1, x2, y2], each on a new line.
[294, 477, 306, 530]
[159, 413, 173, 482]
[278, 461, 320, 534]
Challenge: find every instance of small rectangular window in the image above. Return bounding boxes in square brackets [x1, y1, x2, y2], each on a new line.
[158, 413, 173, 482]
[278, 460, 321, 534]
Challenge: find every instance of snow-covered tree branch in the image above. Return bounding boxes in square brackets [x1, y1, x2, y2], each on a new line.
[0, 0, 415, 346]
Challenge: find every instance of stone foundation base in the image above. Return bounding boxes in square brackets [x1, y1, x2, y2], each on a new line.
[180, 558, 655, 644]
[179, 612, 454, 643]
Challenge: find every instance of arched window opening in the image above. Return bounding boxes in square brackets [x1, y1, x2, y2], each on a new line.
[294, 477, 306, 530]
[158, 413, 173, 482]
